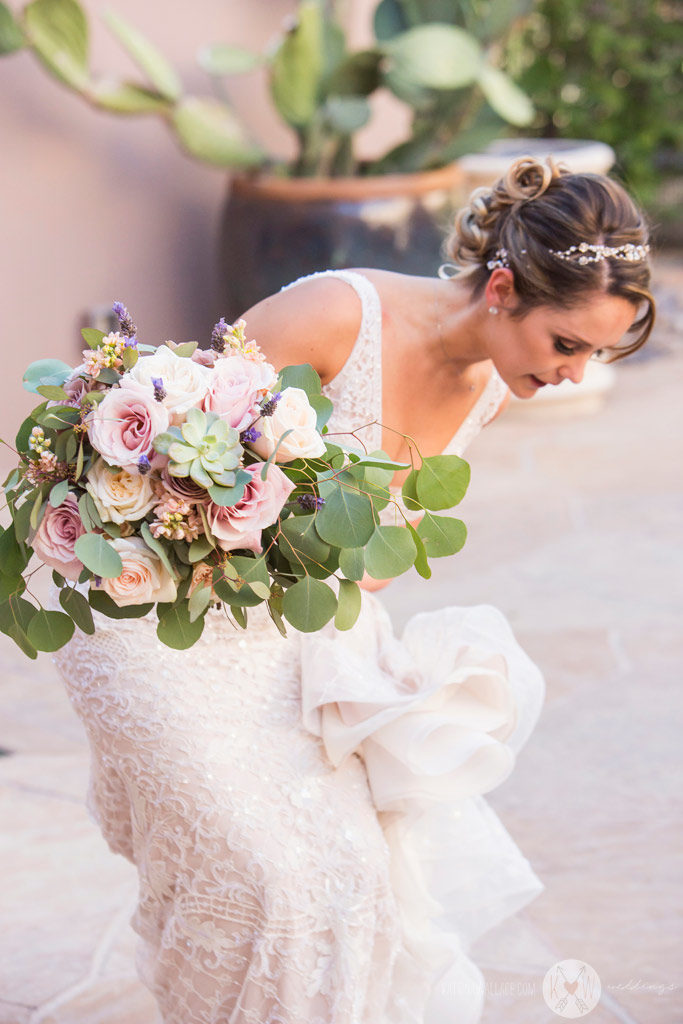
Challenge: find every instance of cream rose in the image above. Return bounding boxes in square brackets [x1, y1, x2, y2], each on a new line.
[249, 387, 326, 463]
[93, 536, 177, 607]
[86, 460, 157, 524]
[121, 345, 211, 422]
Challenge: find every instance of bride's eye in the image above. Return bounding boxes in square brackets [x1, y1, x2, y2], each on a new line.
[553, 336, 576, 355]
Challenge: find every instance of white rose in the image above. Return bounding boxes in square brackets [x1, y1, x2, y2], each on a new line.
[86, 461, 157, 524]
[93, 536, 177, 607]
[250, 387, 326, 463]
[121, 345, 211, 423]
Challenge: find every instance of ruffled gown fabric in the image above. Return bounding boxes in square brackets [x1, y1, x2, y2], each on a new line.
[53, 589, 544, 1024]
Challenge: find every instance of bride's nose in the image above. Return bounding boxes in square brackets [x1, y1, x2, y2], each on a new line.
[559, 353, 590, 384]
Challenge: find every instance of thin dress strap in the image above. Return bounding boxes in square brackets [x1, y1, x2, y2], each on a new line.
[442, 365, 508, 457]
[280, 270, 383, 453]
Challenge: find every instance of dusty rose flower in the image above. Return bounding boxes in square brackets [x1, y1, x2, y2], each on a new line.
[206, 462, 294, 552]
[31, 493, 85, 580]
[153, 465, 209, 505]
[86, 460, 157, 524]
[202, 355, 276, 432]
[87, 382, 169, 471]
[249, 387, 326, 462]
[93, 536, 176, 607]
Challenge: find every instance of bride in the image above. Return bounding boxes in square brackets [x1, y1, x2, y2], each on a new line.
[54, 157, 654, 1023]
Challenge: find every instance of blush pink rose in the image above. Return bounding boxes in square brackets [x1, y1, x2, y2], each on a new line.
[202, 355, 276, 432]
[31, 493, 85, 580]
[206, 462, 294, 552]
[87, 382, 169, 472]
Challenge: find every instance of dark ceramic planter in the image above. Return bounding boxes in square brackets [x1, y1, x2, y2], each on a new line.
[219, 163, 466, 319]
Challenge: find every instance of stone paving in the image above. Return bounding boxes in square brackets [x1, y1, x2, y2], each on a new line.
[1, 257, 681, 1023]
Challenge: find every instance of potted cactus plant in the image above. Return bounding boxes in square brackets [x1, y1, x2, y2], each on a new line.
[0, 0, 534, 314]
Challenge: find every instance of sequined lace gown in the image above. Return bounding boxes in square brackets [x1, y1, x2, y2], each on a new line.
[53, 271, 545, 1024]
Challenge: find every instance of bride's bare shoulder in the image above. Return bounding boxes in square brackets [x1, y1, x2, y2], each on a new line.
[238, 274, 364, 382]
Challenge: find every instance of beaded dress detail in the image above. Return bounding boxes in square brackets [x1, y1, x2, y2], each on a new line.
[52, 270, 544, 1024]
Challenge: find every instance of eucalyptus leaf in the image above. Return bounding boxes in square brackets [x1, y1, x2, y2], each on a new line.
[0, 523, 30, 575]
[334, 578, 361, 631]
[140, 521, 177, 579]
[89, 589, 153, 618]
[29, 489, 45, 531]
[81, 327, 105, 349]
[415, 455, 470, 511]
[213, 555, 269, 607]
[171, 341, 198, 358]
[121, 344, 139, 369]
[417, 512, 467, 557]
[157, 603, 205, 648]
[49, 479, 69, 508]
[36, 384, 69, 401]
[338, 545, 364, 582]
[282, 576, 337, 632]
[316, 473, 375, 548]
[308, 393, 333, 432]
[278, 363, 322, 397]
[188, 536, 214, 563]
[104, 9, 181, 101]
[364, 524, 417, 580]
[27, 608, 75, 651]
[74, 532, 123, 579]
[188, 583, 211, 623]
[0, 571, 26, 604]
[59, 585, 95, 634]
[22, 358, 73, 394]
[407, 521, 431, 579]
[0, 594, 38, 658]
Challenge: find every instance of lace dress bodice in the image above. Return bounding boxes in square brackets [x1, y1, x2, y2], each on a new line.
[280, 270, 509, 522]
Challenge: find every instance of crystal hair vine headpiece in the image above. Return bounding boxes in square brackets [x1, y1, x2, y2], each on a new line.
[548, 242, 650, 265]
[486, 242, 649, 271]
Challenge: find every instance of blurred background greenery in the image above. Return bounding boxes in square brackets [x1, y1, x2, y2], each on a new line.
[507, 0, 682, 220]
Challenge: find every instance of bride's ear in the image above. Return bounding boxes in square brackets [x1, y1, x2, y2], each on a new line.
[485, 268, 518, 311]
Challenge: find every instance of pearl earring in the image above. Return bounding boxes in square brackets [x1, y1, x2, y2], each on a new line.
[488, 306, 499, 315]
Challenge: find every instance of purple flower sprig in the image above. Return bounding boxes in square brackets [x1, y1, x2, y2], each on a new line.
[259, 391, 281, 417]
[241, 426, 262, 444]
[211, 317, 229, 354]
[151, 377, 166, 402]
[112, 301, 137, 339]
[297, 494, 325, 512]
[137, 454, 151, 475]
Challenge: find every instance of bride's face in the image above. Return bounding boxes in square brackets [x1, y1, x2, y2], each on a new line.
[485, 277, 638, 399]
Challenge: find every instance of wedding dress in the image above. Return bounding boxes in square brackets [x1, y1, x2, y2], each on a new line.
[53, 270, 545, 1024]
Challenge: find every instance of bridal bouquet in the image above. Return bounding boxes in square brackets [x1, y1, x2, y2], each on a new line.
[0, 304, 470, 654]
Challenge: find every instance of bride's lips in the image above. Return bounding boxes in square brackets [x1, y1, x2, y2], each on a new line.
[528, 374, 547, 388]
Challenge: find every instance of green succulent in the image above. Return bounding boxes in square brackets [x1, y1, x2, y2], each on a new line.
[153, 408, 243, 489]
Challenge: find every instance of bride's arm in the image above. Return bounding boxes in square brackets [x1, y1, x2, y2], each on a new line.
[239, 277, 362, 384]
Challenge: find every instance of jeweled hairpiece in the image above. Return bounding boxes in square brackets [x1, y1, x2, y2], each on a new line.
[486, 248, 510, 270]
[549, 242, 650, 265]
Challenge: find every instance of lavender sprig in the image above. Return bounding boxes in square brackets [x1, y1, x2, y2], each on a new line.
[297, 494, 325, 511]
[211, 317, 229, 353]
[259, 391, 281, 417]
[112, 301, 137, 339]
[151, 377, 166, 402]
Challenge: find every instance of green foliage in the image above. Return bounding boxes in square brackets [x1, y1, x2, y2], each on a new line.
[334, 578, 361, 630]
[22, 358, 73, 393]
[74, 532, 123, 578]
[282, 575, 337, 631]
[508, 0, 682, 202]
[364, 524, 417, 579]
[3, 0, 533, 177]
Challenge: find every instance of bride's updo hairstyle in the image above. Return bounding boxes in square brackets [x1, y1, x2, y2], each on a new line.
[445, 157, 655, 359]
